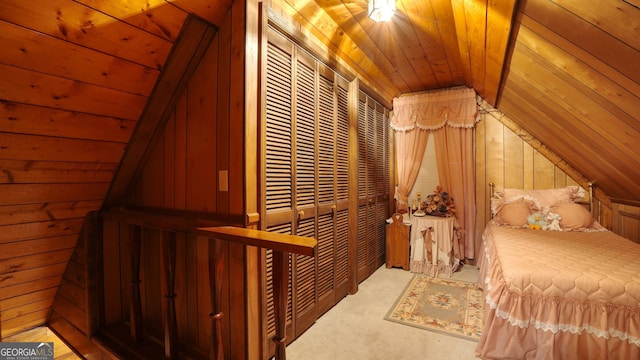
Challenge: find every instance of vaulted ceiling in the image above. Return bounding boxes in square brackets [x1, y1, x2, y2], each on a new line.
[0, 0, 638, 339]
[283, 0, 640, 202]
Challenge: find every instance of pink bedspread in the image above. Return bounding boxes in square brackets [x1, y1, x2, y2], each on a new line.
[476, 223, 640, 359]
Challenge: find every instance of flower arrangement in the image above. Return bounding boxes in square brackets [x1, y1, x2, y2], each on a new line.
[420, 185, 456, 217]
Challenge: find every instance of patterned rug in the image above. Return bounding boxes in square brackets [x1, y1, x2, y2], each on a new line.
[384, 275, 483, 341]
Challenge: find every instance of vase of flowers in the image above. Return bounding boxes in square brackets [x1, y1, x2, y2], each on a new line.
[421, 185, 456, 217]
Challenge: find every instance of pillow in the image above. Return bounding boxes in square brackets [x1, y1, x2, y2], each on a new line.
[496, 186, 584, 213]
[493, 198, 536, 227]
[551, 202, 595, 230]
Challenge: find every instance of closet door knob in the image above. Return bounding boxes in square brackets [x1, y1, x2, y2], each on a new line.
[297, 210, 305, 220]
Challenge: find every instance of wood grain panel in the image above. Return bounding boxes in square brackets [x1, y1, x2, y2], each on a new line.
[167, 0, 232, 26]
[0, 64, 146, 121]
[0, 201, 102, 226]
[510, 43, 640, 163]
[517, 16, 640, 123]
[0, 276, 62, 302]
[462, 0, 487, 97]
[0, 19, 158, 96]
[427, 0, 465, 84]
[0, 0, 172, 69]
[484, 0, 517, 104]
[1, 101, 135, 143]
[0, 250, 72, 275]
[216, 12, 231, 213]
[0, 133, 125, 164]
[0, 238, 75, 264]
[104, 15, 216, 208]
[0, 160, 115, 184]
[183, 35, 219, 211]
[0, 263, 67, 288]
[76, 0, 188, 41]
[0, 183, 108, 205]
[522, 0, 640, 86]
[1, 308, 50, 338]
[499, 80, 634, 191]
[0, 218, 84, 243]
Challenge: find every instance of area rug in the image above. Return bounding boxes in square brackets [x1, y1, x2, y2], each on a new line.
[384, 275, 483, 341]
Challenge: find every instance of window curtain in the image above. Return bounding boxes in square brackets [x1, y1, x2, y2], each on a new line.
[391, 87, 479, 259]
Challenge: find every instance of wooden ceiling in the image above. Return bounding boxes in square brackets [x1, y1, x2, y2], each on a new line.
[277, 0, 517, 105]
[0, 0, 639, 341]
[279, 0, 640, 201]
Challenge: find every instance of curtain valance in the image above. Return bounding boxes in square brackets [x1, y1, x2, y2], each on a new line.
[390, 87, 478, 131]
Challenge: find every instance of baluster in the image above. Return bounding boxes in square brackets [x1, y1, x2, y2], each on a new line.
[209, 238, 225, 360]
[161, 231, 178, 359]
[129, 224, 143, 342]
[272, 250, 289, 360]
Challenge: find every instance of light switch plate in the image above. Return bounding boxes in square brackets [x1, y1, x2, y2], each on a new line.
[219, 170, 228, 192]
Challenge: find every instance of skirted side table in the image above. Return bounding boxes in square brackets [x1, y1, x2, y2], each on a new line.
[409, 215, 461, 277]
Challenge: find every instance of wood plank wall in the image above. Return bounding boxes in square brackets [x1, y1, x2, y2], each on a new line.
[612, 203, 640, 244]
[124, 1, 250, 357]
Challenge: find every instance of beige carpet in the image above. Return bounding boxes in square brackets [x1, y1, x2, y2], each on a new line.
[385, 275, 483, 341]
[286, 265, 481, 359]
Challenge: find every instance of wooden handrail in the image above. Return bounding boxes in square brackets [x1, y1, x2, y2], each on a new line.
[197, 226, 316, 257]
[103, 208, 316, 257]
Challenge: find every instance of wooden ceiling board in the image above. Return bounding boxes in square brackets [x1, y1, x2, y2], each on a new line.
[484, 0, 518, 104]
[517, 16, 640, 124]
[498, 91, 633, 201]
[315, 0, 416, 91]
[522, 0, 640, 85]
[0, 20, 158, 97]
[76, 0, 189, 41]
[426, 0, 466, 84]
[397, 0, 452, 87]
[167, 0, 232, 26]
[0, 201, 105, 226]
[511, 44, 640, 164]
[500, 75, 640, 200]
[450, 0, 474, 86]
[1, 102, 135, 143]
[0, 0, 173, 70]
[459, 0, 487, 97]
[551, 0, 640, 51]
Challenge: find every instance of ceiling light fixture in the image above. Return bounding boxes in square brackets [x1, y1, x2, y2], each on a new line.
[368, 0, 396, 22]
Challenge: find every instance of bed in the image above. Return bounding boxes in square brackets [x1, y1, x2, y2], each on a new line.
[476, 184, 640, 359]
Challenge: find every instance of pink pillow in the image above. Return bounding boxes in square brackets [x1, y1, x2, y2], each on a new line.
[502, 187, 581, 209]
[552, 203, 595, 230]
[494, 198, 535, 227]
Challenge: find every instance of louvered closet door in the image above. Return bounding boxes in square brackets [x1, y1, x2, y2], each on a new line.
[316, 65, 338, 314]
[356, 97, 370, 282]
[292, 49, 317, 334]
[374, 104, 388, 268]
[365, 99, 378, 274]
[334, 77, 350, 300]
[263, 29, 296, 352]
[263, 22, 357, 354]
[356, 93, 390, 282]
